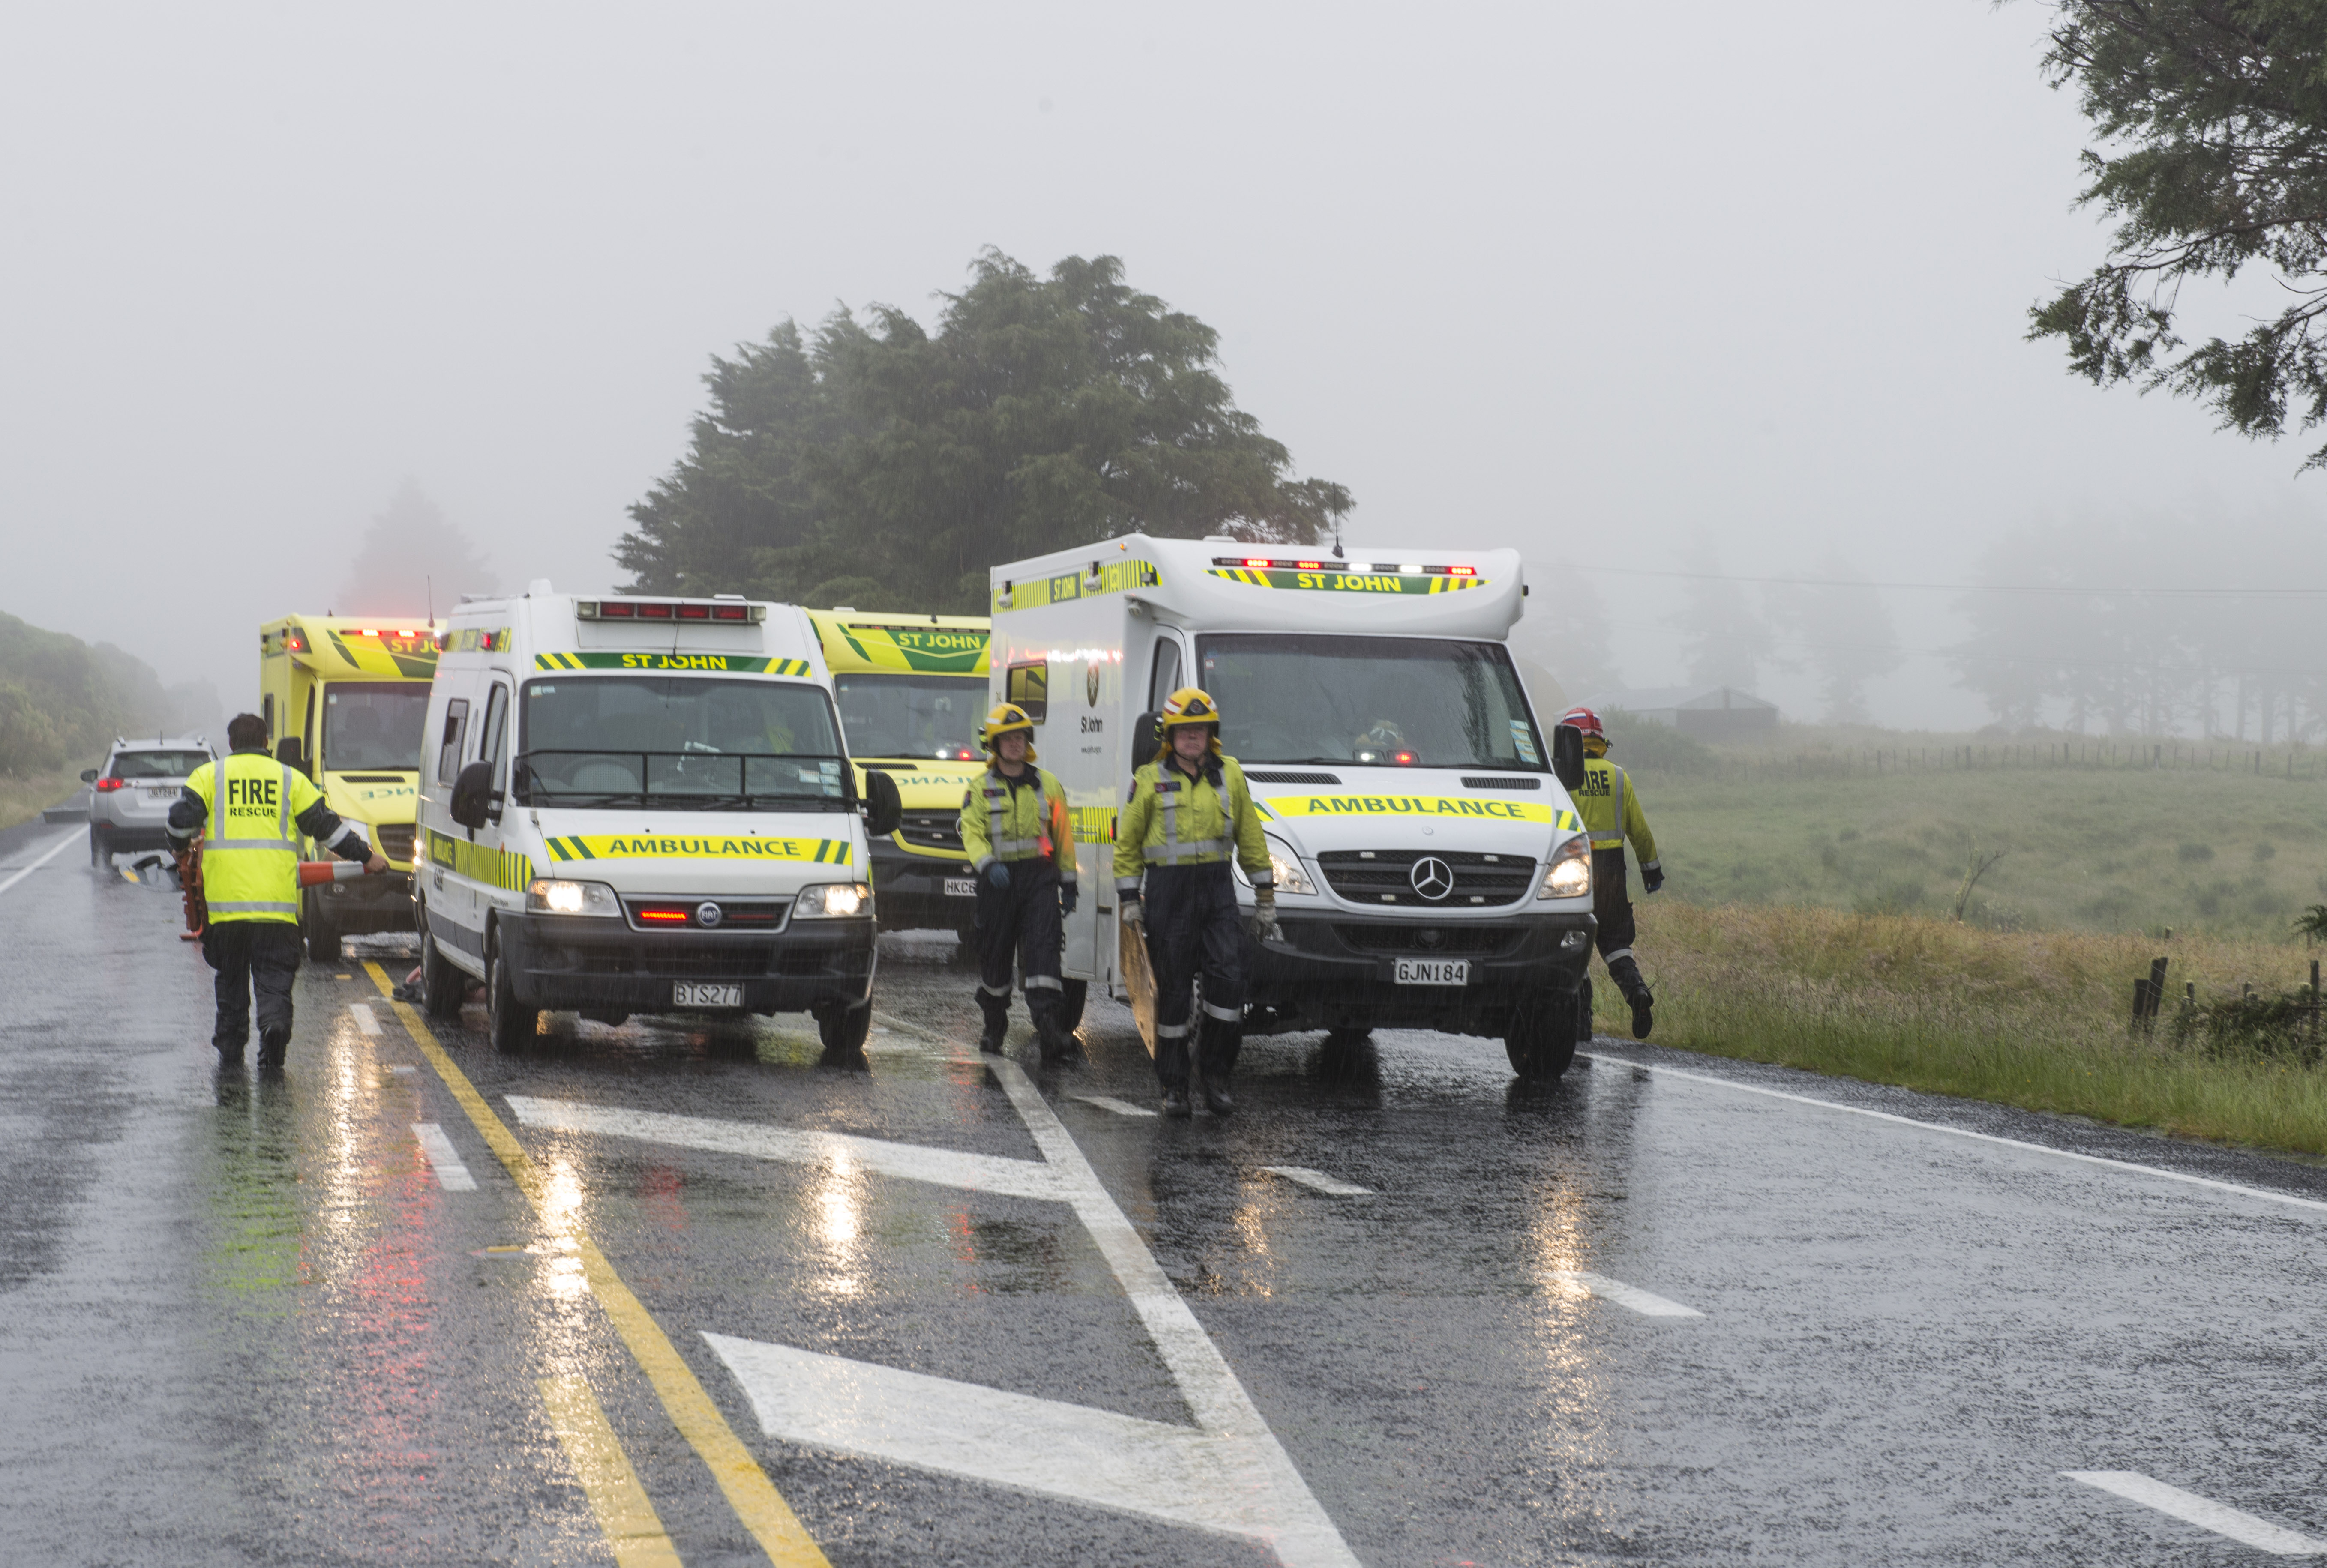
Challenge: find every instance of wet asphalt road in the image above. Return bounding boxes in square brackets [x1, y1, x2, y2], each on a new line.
[7, 814, 2327, 1566]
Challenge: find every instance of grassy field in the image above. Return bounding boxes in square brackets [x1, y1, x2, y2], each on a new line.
[1589, 899, 2327, 1155]
[0, 760, 93, 834]
[1614, 727, 2326, 940]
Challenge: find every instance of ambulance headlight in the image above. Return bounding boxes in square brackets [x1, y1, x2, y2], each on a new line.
[527, 878, 621, 916]
[1538, 837, 1592, 900]
[1266, 836, 1316, 895]
[795, 882, 873, 918]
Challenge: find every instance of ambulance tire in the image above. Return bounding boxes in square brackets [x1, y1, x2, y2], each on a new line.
[303, 894, 342, 964]
[1575, 977, 1595, 1043]
[1505, 990, 1579, 1082]
[487, 934, 538, 1054]
[817, 1000, 872, 1057]
[89, 824, 110, 867]
[1057, 979, 1087, 1032]
[420, 922, 465, 1020]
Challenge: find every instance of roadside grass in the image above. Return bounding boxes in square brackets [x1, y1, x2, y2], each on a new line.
[1593, 899, 2327, 1157]
[0, 760, 94, 834]
[1629, 755, 2327, 940]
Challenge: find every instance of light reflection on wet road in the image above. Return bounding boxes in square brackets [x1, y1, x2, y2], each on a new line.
[6, 816, 2327, 1565]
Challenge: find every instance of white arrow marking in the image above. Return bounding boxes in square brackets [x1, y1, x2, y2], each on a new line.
[2063, 1472, 2327, 1555]
[503, 1095, 1063, 1202]
[1547, 1269, 1703, 1318]
[413, 1123, 477, 1191]
[1072, 1093, 1158, 1118]
[1262, 1166, 1373, 1198]
[705, 1334, 1291, 1544]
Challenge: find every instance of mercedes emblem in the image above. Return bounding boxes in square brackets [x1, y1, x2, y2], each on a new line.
[696, 901, 724, 928]
[1409, 856, 1454, 902]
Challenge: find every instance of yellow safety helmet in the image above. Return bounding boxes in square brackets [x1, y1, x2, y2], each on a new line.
[981, 702, 1038, 760]
[1155, 686, 1223, 760]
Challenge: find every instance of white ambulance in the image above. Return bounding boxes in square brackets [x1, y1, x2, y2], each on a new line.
[411, 582, 901, 1055]
[988, 536, 1596, 1079]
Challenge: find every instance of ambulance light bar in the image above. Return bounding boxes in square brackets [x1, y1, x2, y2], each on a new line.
[1214, 557, 1476, 576]
[576, 599, 765, 623]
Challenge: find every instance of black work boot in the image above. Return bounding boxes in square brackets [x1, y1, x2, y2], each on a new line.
[1156, 1029, 1193, 1116]
[1607, 957, 1654, 1041]
[1032, 996, 1075, 1066]
[257, 1027, 289, 1072]
[1160, 1083, 1193, 1118]
[976, 991, 1010, 1054]
[215, 1033, 247, 1065]
[1197, 1015, 1241, 1116]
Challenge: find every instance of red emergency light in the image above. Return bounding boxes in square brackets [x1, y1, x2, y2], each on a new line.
[1243, 557, 1271, 569]
[1447, 566, 1476, 577]
[635, 907, 691, 923]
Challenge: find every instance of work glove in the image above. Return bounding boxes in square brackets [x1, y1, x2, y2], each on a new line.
[1641, 864, 1664, 895]
[1059, 883, 1078, 916]
[1119, 897, 1143, 931]
[984, 862, 1011, 891]
[1245, 888, 1281, 943]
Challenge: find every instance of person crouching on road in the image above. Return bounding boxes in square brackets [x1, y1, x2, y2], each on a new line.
[957, 703, 1081, 1064]
[167, 712, 385, 1071]
[1561, 705, 1662, 1039]
[1115, 688, 1274, 1118]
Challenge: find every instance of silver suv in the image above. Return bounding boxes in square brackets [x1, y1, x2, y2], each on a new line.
[84, 736, 217, 865]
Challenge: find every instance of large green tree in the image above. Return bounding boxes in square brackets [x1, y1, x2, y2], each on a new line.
[2028, 3, 2327, 466]
[616, 251, 1353, 610]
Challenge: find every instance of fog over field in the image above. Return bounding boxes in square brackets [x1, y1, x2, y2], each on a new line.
[3, 2, 2320, 732]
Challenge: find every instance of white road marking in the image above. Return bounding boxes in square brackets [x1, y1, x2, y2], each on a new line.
[347, 1002, 381, 1037]
[1262, 1165, 1373, 1198]
[387, 1064, 418, 1076]
[0, 831, 83, 897]
[2062, 1471, 2327, 1555]
[503, 1095, 1065, 1203]
[1582, 1052, 2327, 1219]
[412, 1123, 478, 1191]
[1072, 1093, 1158, 1118]
[1546, 1269, 1704, 1318]
[707, 1334, 1310, 1548]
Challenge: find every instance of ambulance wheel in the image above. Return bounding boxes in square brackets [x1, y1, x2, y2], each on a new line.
[1575, 977, 1595, 1044]
[1505, 991, 1578, 1082]
[816, 1000, 871, 1057]
[1057, 979, 1087, 1032]
[487, 935, 538, 1053]
[89, 824, 110, 867]
[420, 922, 465, 1020]
[303, 895, 342, 964]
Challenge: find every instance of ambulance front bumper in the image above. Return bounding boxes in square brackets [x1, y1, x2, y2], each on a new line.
[498, 911, 877, 1015]
[1240, 910, 1595, 1037]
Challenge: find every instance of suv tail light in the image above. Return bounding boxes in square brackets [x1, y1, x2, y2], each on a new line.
[93, 777, 125, 792]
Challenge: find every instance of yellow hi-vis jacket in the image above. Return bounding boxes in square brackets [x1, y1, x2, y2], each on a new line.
[958, 765, 1077, 879]
[1113, 754, 1271, 894]
[1574, 754, 1659, 872]
[188, 752, 328, 924]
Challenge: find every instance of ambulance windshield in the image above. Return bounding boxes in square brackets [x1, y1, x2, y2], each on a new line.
[517, 676, 850, 808]
[323, 683, 430, 771]
[1196, 635, 1546, 771]
[832, 674, 984, 760]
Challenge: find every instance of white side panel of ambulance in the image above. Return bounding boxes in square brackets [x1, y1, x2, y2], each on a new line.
[988, 537, 1598, 1071]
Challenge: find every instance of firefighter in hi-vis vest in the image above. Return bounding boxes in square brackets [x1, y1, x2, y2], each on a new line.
[166, 712, 385, 1071]
[1115, 688, 1273, 1117]
[1561, 705, 1661, 1039]
[957, 703, 1081, 1064]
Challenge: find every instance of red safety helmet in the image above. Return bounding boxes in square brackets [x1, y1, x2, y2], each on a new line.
[1559, 706, 1604, 742]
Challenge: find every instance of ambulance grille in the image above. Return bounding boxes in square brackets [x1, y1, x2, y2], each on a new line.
[1314, 849, 1536, 907]
[1332, 925, 1526, 956]
[897, 811, 964, 853]
[373, 823, 417, 862]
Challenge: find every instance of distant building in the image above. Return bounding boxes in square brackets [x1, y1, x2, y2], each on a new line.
[1579, 685, 1778, 742]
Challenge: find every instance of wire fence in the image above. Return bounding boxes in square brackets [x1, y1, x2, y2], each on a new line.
[1634, 740, 2324, 783]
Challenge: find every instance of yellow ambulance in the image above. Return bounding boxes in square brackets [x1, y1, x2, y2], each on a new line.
[258, 613, 435, 961]
[807, 611, 991, 940]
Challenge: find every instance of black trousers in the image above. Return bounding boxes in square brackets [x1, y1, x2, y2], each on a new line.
[975, 859, 1063, 1008]
[1590, 849, 1647, 1000]
[1142, 862, 1243, 1085]
[202, 920, 303, 1046]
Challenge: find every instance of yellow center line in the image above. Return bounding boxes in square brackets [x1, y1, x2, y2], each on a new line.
[540, 1375, 686, 1568]
[361, 961, 829, 1568]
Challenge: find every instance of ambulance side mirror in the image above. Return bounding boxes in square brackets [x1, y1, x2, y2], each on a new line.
[449, 760, 494, 831]
[1552, 725, 1586, 792]
[1131, 711, 1161, 778]
[860, 768, 903, 838]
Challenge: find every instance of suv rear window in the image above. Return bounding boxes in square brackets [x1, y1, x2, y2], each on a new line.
[110, 751, 212, 780]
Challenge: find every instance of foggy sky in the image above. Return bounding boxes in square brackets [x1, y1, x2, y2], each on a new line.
[4, 1, 2319, 732]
